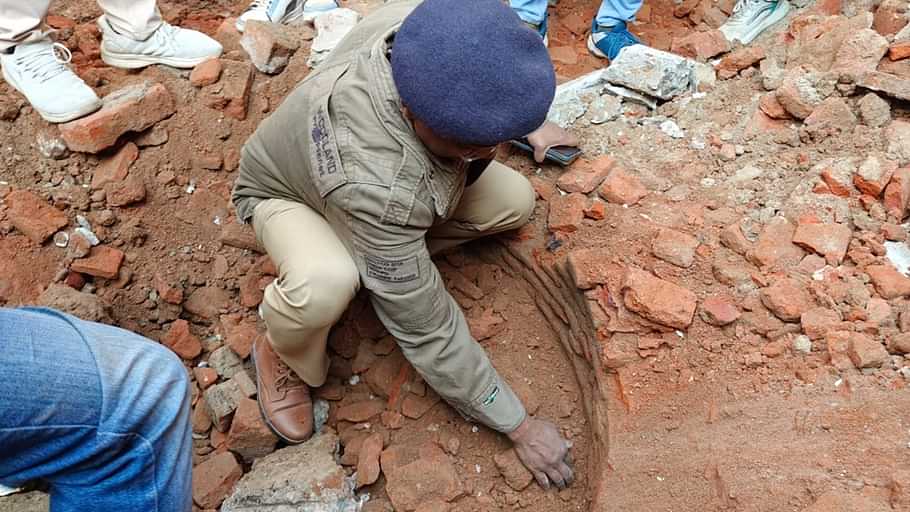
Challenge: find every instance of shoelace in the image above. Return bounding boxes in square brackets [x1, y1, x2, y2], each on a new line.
[728, 0, 768, 24]
[148, 22, 180, 55]
[16, 42, 72, 84]
[274, 359, 306, 392]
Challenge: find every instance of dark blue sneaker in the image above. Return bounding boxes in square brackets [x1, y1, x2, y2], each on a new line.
[523, 15, 549, 47]
[587, 21, 640, 60]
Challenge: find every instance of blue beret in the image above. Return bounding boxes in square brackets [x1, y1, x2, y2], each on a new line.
[391, 0, 556, 146]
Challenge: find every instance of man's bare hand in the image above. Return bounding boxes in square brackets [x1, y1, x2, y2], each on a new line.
[525, 121, 579, 163]
[507, 417, 574, 490]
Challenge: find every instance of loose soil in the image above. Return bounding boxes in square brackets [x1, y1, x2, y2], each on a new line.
[1, 0, 909, 511]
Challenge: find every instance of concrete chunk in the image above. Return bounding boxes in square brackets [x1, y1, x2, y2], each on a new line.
[603, 45, 694, 100]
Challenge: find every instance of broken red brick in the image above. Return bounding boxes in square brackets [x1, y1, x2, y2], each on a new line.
[873, 0, 909, 36]
[222, 316, 258, 359]
[717, 46, 766, 75]
[759, 93, 791, 120]
[548, 192, 586, 232]
[155, 273, 184, 305]
[105, 177, 147, 207]
[820, 167, 855, 197]
[776, 71, 819, 120]
[91, 142, 138, 189]
[847, 333, 889, 368]
[867, 264, 910, 299]
[567, 248, 612, 289]
[401, 393, 440, 419]
[622, 267, 697, 329]
[890, 41, 910, 61]
[651, 228, 699, 268]
[801, 307, 843, 340]
[384, 453, 464, 511]
[556, 155, 615, 194]
[743, 109, 794, 141]
[59, 81, 176, 153]
[190, 58, 223, 87]
[670, 29, 730, 61]
[747, 218, 805, 268]
[192, 452, 242, 509]
[206, 60, 253, 121]
[825, 331, 856, 371]
[337, 400, 385, 423]
[227, 397, 278, 462]
[356, 433, 384, 488]
[599, 167, 648, 205]
[803, 97, 857, 137]
[883, 167, 910, 220]
[584, 200, 606, 220]
[194, 367, 219, 390]
[854, 154, 897, 197]
[64, 271, 86, 290]
[70, 246, 124, 279]
[162, 319, 202, 360]
[760, 278, 814, 322]
[719, 223, 752, 256]
[882, 223, 908, 241]
[6, 189, 69, 244]
[700, 296, 741, 326]
[791, 222, 852, 265]
[831, 28, 889, 75]
[528, 176, 555, 201]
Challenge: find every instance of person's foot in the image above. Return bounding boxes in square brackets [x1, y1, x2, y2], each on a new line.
[719, 0, 790, 45]
[236, 0, 339, 32]
[0, 40, 101, 123]
[586, 21, 640, 60]
[98, 16, 222, 69]
[522, 16, 549, 47]
[252, 336, 314, 444]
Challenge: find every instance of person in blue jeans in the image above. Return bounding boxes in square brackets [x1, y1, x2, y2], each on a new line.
[0, 307, 193, 512]
[510, 0, 643, 60]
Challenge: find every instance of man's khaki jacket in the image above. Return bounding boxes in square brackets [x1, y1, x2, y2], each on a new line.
[232, 0, 526, 432]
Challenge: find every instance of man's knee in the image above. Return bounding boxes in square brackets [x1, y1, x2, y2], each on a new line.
[503, 174, 536, 229]
[262, 262, 360, 333]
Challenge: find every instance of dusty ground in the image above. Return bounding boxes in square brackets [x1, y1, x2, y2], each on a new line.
[1, 0, 910, 510]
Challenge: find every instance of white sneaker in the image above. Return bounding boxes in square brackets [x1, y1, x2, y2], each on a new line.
[99, 17, 223, 69]
[719, 0, 790, 44]
[0, 40, 101, 123]
[236, 0, 339, 32]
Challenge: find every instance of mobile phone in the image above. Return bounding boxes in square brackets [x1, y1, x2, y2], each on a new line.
[510, 138, 583, 166]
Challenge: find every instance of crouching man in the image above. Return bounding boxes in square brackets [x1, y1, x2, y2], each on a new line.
[232, 0, 574, 489]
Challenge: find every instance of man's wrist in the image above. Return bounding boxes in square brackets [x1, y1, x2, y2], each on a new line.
[506, 415, 530, 442]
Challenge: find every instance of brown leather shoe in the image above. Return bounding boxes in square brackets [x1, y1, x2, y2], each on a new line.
[252, 336, 314, 444]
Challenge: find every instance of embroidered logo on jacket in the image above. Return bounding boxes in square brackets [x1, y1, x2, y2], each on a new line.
[311, 107, 338, 178]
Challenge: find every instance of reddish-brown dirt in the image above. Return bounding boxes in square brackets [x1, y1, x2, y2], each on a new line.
[2, 0, 910, 511]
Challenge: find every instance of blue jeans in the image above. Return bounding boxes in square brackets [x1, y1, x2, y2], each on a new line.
[0, 308, 193, 512]
[511, 0, 643, 27]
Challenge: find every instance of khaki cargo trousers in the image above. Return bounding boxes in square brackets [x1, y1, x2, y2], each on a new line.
[252, 161, 535, 387]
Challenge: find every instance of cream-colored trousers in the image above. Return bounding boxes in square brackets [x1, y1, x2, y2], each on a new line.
[252, 161, 535, 387]
[0, 0, 161, 52]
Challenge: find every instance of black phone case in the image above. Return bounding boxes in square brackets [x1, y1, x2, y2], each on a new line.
[510, 138, 582, 166]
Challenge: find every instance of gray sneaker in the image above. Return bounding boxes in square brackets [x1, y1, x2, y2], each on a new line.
[719, 0, 790, 44]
